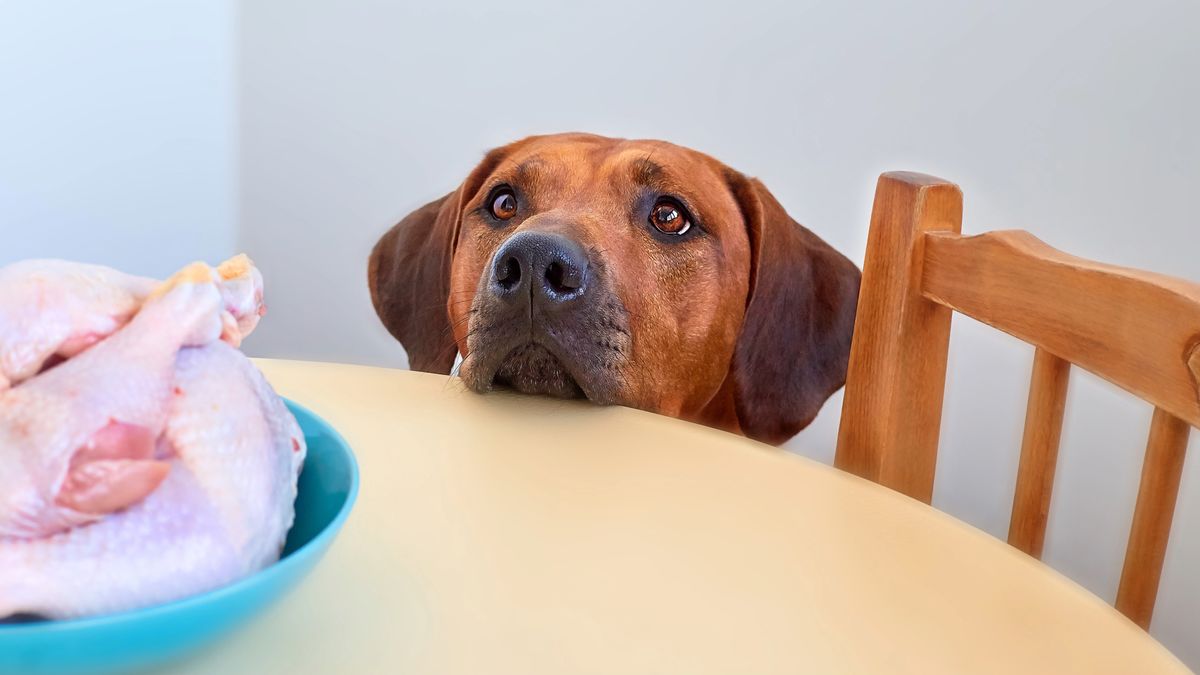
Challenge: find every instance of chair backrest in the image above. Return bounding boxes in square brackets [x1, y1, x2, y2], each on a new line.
[834, 171, 1200, 629]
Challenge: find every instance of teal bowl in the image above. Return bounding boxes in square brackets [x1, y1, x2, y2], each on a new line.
[0, 400, 359, 675]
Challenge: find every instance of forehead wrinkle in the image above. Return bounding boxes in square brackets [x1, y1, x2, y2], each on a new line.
[602, 147, 707, 196]
[511, 157, 547, 185]
[489, 155, 570, 199]
[620, 165, 703, 207]
[630, 156, 665, 185]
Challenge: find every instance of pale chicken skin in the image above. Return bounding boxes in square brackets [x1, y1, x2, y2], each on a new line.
[0, 257, 303, 620]
[0, 343, 305, 619]
[0, 255, 265, 392]
[0, 266, 227, 539]
[0, 260, 156, 392]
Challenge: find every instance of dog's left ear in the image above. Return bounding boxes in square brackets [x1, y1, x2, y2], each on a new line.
[725, 171, 862, 445]
[368, 144, 517, 373]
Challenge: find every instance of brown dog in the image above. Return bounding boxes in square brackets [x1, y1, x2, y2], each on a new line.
[368, 133, 860, 445]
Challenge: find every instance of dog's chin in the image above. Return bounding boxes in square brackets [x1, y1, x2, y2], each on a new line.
[490, 343, 586, 399]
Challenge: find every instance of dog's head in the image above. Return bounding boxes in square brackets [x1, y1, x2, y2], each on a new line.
[369, 133, 860, 444]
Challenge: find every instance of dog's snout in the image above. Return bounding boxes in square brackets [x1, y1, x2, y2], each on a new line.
[490, 231, 588, 304]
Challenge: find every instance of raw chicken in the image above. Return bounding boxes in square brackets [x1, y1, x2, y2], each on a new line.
[0, 255, 265, 392]
[166, 343, 304, 576]
[0, 258, 303, 620]
[0, 343, 304, 619]
[213, 254, 267, 341]
[0, 263, 227, 539]
[0, 260, 155, 391]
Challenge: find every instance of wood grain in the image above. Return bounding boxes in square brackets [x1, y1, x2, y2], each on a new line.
[1008, 348, 1071, 559]
[921, 230, 1200, 429]
[835, 172, 962, 503]
[1115, 409, 1191, 629]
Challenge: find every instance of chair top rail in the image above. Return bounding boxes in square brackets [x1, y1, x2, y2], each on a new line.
[921, 229, 1200, 428]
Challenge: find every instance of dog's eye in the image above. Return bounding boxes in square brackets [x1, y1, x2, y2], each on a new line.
[649, 199, 691, 235]
[490, 188, 518, 220]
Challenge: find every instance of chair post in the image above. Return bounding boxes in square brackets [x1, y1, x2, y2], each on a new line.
[1008, 347, 1072, 558]
[1115, 408, 1191, 629]
[835, 172, 963, 503]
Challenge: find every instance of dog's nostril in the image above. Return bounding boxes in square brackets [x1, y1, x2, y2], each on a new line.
[544, 261, 581, 294]
[545, 261, 564, 291]
[496, 256, 522, 290]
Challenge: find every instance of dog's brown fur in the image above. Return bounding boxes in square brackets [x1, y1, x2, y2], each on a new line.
[369, 133, 860, 444]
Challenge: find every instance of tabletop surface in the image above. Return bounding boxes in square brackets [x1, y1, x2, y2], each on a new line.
[169, 359, 1189, 674]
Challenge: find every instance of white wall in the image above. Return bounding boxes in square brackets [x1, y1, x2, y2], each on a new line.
[0, 0, 237, 279]
[239, 0, 1200, 664]
[2, 0, 1197, 666]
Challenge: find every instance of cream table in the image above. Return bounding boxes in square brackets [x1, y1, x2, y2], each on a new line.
[167, 359, 1189, 674]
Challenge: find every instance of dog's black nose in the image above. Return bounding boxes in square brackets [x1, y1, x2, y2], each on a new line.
[491, 231, 588, 304]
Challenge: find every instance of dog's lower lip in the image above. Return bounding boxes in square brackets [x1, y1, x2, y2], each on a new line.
[489, 342, 586, 399]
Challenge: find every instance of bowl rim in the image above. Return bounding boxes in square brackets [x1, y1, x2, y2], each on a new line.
[0, 398, 360, 635]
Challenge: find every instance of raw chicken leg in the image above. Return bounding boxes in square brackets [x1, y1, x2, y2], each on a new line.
[0, 342, 305, 619]
[0, 263, 229, 539]
[0, 260, 156, 391]
[0, 255, 265, 391]
[215, 254, 267, 343]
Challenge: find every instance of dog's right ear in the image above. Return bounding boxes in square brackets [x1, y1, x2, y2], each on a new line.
[368, 191, 460, 373]
[368, 145, 517, 373]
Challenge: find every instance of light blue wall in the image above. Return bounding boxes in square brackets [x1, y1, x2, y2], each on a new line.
[0, 0, 236, 278]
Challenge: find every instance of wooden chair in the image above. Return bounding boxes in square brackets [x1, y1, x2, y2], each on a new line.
[834, 172, 1200, 630]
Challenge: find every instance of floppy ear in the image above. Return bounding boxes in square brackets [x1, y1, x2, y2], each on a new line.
[368, 192, 461, 373]
[725, 172, 862, 445]
[368, 145, 518, 373]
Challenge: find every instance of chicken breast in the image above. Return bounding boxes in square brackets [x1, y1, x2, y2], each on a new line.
[164, 342, 305, 573]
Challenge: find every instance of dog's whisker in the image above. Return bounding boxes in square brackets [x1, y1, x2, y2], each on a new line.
[403, 297, 477, 315]
[438, 314, 475, 343]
